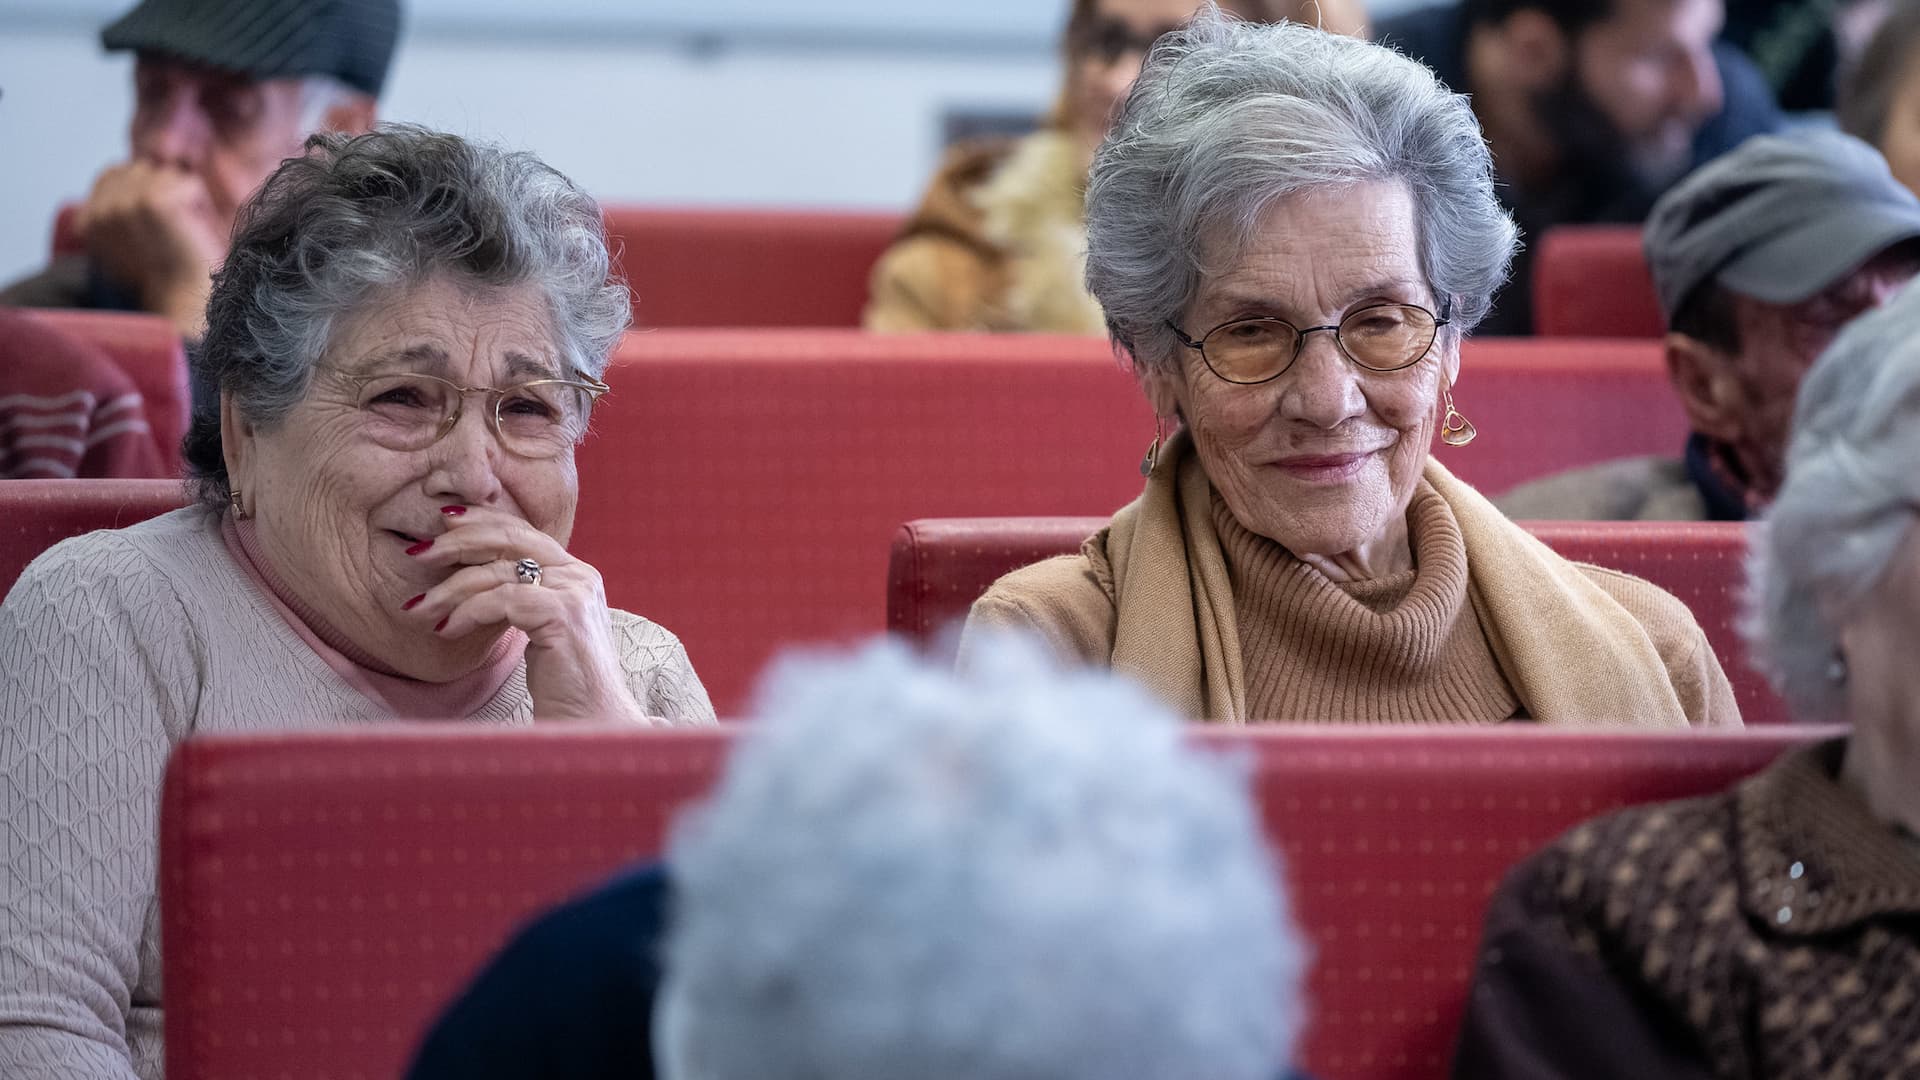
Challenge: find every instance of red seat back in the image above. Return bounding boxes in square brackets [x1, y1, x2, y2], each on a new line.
[22, 309, 191, 475]
[604, 206, 902, 328]
[0, 478, 187, 598]
[159, 724, 1820, 1080]
[1532, 226, 1665, 338]
[574, 332, 1684, 712]
[886, 517, 1789, 723]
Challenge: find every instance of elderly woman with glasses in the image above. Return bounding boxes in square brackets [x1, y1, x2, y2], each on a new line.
[0, 124, 713, 1079]
[963, 11, 1736, 725]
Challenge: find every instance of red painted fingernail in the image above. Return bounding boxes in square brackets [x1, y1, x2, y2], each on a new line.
[402, 594, 425, 611]
[405, 539, 433, 556]
[433, 616, 449, 632]
[440, 505, 466, 516]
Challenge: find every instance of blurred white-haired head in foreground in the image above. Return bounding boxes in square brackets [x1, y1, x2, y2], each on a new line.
[655, 633, 1307, 1080]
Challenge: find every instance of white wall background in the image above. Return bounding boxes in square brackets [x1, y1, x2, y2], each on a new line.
[0, 0, 1428, 287]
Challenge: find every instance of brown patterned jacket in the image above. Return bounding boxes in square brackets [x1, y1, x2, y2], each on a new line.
[1454, 740, 1920, 1079]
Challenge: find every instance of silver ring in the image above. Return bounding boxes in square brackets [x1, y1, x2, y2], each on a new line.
[514, 557, 542, 586]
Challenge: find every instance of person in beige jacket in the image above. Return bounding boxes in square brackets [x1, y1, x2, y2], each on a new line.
[863, 0, 1365, 333]
[963, 14, 1737, 727]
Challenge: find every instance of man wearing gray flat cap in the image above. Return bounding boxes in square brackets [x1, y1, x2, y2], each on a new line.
[1500, 129, 1920, 522]
[0, 0, 400, 342]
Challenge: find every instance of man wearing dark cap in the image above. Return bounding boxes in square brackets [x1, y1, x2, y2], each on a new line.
[1499, 129, 1920, 521]
[0, 0, 401, 341]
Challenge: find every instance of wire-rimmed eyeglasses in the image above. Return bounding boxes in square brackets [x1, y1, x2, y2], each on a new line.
[337, 370, 610, 460]
[1167, 300, 1452, 385]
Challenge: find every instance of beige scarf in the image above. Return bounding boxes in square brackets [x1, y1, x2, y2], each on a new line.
[1098, 431, 1692, 726]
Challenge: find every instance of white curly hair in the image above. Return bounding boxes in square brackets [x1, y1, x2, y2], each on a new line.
[654, 634, 1306, 1080]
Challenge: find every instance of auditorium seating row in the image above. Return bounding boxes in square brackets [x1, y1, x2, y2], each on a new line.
[158, 723, 1828, 1080]
[3, 330, 1717, 713]
[52, 206, 1661, 335]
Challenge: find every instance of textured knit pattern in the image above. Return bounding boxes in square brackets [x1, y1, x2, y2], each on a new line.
[1479, 742, 1920, 1079]
[1217, 486, 1519, 722]
[0, 507, 714, 1080]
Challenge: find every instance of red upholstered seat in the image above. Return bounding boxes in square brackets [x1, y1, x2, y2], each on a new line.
[159, 724, 1822, 1080]
[887, 516, 1790, 724]
[1532, 225, 1665, 338]
[20, 309, 191, 476]
[603, 205, 902, 328]
[0, 478, 186, 599]
[575, 332, 1683, 711]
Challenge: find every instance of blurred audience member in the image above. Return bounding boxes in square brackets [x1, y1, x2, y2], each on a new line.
[1455, 276, 1920, 1080]
[412, 636, 1308, 1080]
[864, 0, 1364, 333]
[1376, 0, 1784, 333]
[1724, 0, 1889, 110]
[1501, 130, 1920, 521]
[0, 0, 400, 340]
[964, 13, 1736, 725]
[0, 310, 163, 478]
[0, 126, 713, 1080]
[1840, 0, 1920, 197]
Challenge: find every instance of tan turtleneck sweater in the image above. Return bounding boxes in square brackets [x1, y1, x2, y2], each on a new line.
[1214, 485, 1520, 722]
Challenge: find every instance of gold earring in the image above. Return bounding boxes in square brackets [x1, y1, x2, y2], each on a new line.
[229, 488, 249, 520]
[1139, 419, 1166, 477]
[1440, 387, 1476, 447]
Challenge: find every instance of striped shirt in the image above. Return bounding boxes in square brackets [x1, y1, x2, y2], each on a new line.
[0, 310, 163, 478]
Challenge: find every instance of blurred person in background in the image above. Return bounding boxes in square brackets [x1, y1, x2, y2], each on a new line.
[0, 126, 714, 1080]
[1500, 130, 1920, 521]
[0, 0, 400, 342]
[1840, 0, 1920, 197]
[0, 309, 163, 478]
[410, 635, 1309, 1080]
[863, 0, 1365, 333]
[964, 13, 1736, 726]
[1723, 0, 1890, 111]
[1375, 0, 1784, 333]
[1455, 275, 1920, 1080]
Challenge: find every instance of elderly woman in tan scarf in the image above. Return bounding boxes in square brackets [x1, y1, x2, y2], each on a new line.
[963, 12, 1736, 726]
[862, 0, 1364, 333]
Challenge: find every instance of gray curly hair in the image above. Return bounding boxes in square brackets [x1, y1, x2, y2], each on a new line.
[1747, 278, 1920, 719]
[655, 635, 1306, 1080]
[185, 122, 629, 505]
[1085, 6, 1517, 373]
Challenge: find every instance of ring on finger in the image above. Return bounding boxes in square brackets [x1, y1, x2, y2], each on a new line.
[514, 557, 543, 586]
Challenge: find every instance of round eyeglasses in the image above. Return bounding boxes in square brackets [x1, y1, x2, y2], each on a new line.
[339, 371, 610, 460]
[1167, 300, 1451, 385]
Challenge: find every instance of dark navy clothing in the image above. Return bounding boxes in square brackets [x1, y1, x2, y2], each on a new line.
[1374, 6, 1785, 334]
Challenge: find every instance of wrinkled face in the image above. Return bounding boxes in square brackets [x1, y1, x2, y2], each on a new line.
[130, 55, 315, 241]
[1149, 180, 1455, 561]
[1719, 247, 1919, 498]
[1565, 0, 1725, 180]
[1878, 64, 1920, 199]
[1837, 518, 1920, 741]
[1064, 0, 1221, 143]
[232, 276, 583, 681]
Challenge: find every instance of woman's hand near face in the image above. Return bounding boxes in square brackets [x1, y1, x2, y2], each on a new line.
[400, 505, 641, 721]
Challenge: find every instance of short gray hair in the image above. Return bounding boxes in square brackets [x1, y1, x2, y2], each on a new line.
[1747, 278, 1920, 719]
[656, 635, 1306, 1080]
[185, 123, 629, 505]
[1086, 6, 1517, 372]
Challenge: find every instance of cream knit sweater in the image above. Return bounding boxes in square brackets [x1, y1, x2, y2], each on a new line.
[0, 507, 715, 1079]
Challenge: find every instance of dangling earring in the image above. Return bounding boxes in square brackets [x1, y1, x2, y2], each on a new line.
[229, 488, 249, 520]
[1440, 386, 1477, 447]
[1139, 419, 1166, 477]
[1827, 652, 1848, 685]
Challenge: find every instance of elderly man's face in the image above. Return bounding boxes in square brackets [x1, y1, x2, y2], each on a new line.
[129, 56, 317, 238]
[228, 275, 582, 681]
[1701, 248, 1920, 500]
[1554, 0, 1726, 184]
[1149, 179, 1456, 573]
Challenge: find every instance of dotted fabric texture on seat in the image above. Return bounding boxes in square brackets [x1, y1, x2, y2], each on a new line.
[604, 205, 903, 328]
[573, 332, 1684, 713]
[1533, 226, 1664, 338]
[0, 478, 186, 599]
[156, 724, 1824, 1080]
[887, 516, 1789, 724]
[20, 309, 191, 476]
